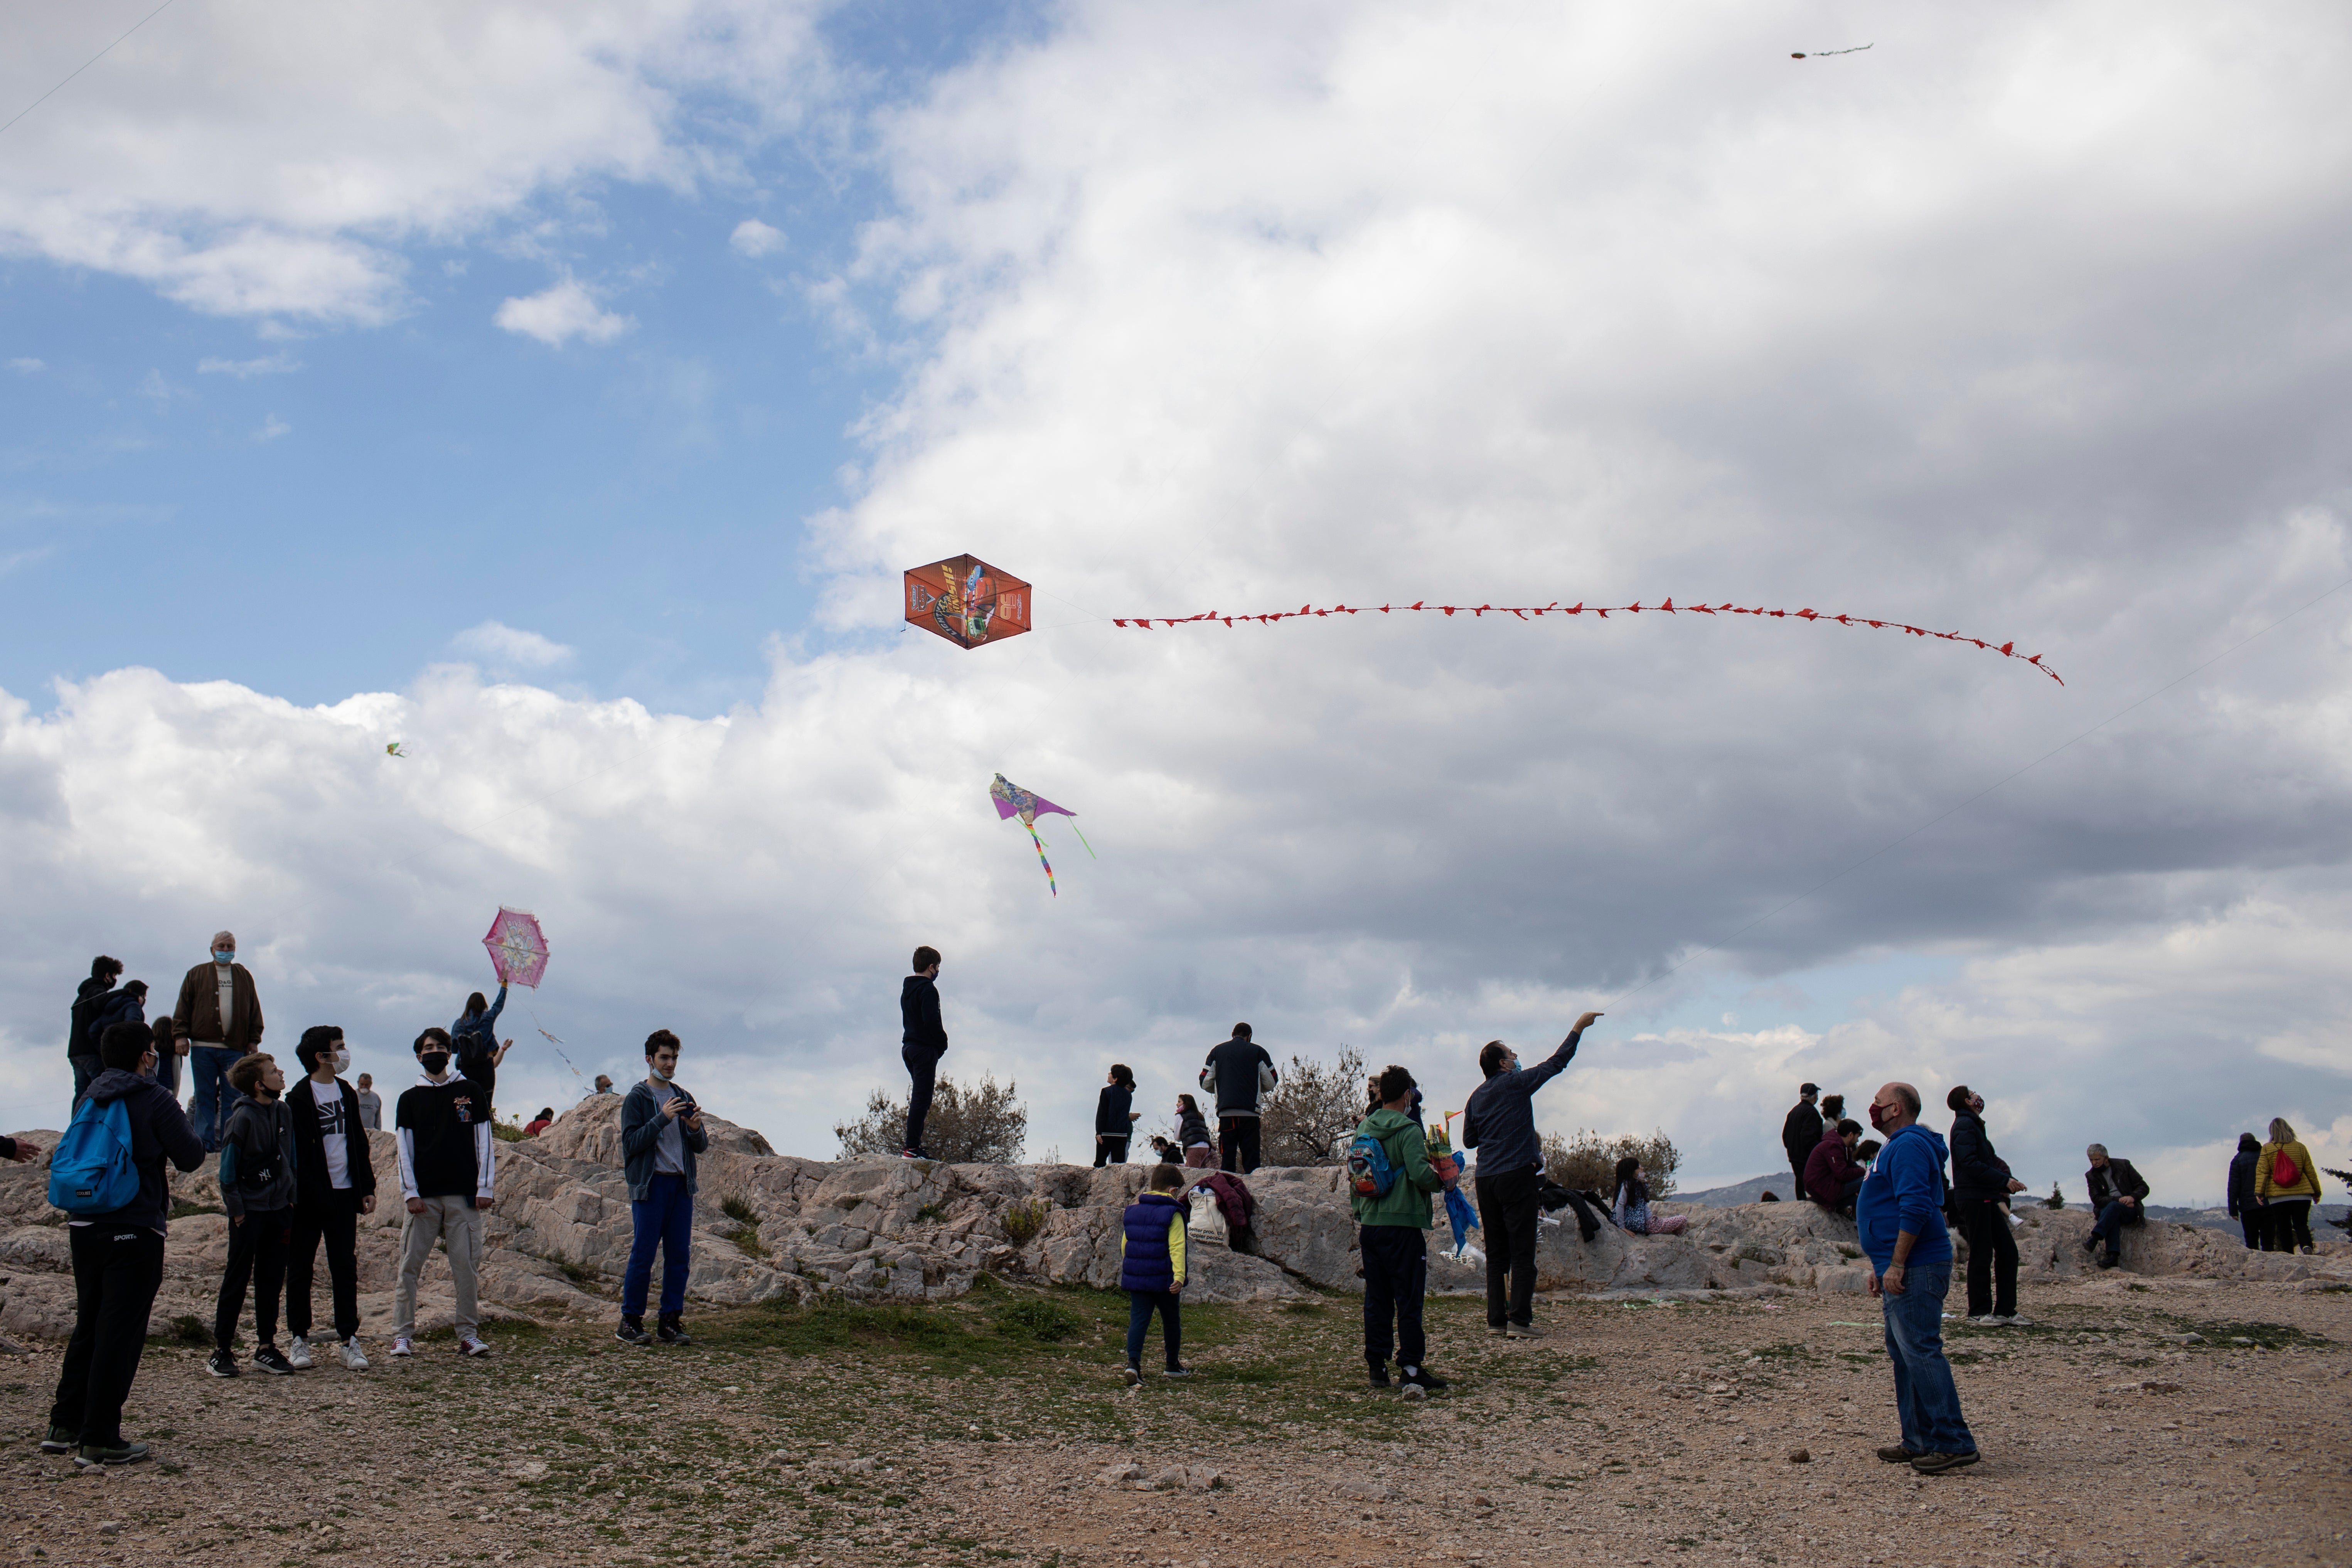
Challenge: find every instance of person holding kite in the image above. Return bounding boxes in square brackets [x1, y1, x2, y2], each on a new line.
[451, 987, 511, 1105]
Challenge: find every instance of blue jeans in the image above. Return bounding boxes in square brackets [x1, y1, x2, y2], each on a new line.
[1125, 1289, 1181, 1370]
[1882, 1263, 1976, 1456]
[189, 1046, 242, 1150]
[622, 1173, 694, 1320]
[2090, 1200, 2141, 1256]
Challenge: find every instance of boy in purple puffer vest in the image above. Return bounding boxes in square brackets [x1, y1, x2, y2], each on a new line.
[1117, 1165, 1191, 1384]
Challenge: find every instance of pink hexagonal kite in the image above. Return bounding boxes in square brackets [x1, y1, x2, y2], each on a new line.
[482, 906, 551, 989]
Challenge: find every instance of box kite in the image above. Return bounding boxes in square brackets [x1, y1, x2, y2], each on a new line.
[905, 555, 1031, 649]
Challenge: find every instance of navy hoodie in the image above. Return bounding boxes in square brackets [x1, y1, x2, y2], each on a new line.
[70, 1068, 204, 1233]
[901, 975, 947, 1053]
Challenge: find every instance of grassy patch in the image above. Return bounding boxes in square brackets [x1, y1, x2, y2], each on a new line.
[721, 1195, 760, 1226]
[2170, 1319, 2332, 1351]
[170, 1198, 224, 1220]
[148, 1312, 209, 1346]
[991, 1299, 1087, 1342]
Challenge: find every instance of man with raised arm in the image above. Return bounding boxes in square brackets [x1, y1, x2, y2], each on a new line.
[1459, 1011, 1601, 1340]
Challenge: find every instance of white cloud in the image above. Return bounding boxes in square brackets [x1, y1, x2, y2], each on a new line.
[253, 415, 291, 442]
[198, 353, 302, 377]
[729, 218, 787, 257]
[493, 279, 633, 347]
[4, 358, 41, 373]
[0, 1, 829, 323]
[452, 621, 576, 670]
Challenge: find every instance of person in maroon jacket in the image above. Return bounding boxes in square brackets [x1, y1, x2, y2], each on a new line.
[1805, 1119, 1866, 1216]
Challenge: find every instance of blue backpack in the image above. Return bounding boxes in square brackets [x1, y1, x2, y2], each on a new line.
[49, 1095, 141, 1216]
[1346, 1128, 1398, 1199]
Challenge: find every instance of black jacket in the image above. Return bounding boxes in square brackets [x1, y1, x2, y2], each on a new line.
[2226, 1138, 2262, 1218]
[1782, 1101, 1823, 1160]
[218, 1094, 297, 1218]
[83, 988, 147, 1058]
[1461, 1024, 1588, 1179]
[71, 1068, 204, 1232]
[2086, 1157, 2150, 1211]
[1177, 1104, 1211, 1149]
[1095, 1083, 1134, 1138]
[1948, 1109, 2013, 1201]
[1201, 1036, 1276, 1118]
[288, 1076, 377, 1208]
[901, 975, 947, 1054]
[68, 976, 114, 1060]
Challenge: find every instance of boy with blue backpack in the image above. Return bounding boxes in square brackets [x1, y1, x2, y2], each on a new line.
[1348, 1065, 1452, 1393]
[1117, 1164, 1191, 1384]
[45, 1019, 204, 1467]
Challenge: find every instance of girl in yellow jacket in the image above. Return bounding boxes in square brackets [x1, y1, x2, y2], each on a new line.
[2254, 1117, 2321, 1255]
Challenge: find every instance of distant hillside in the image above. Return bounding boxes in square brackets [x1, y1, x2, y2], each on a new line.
[1677, 1173, 2348, 1238]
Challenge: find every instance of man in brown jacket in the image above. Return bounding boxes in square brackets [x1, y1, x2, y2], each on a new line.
[173, 930, 263, 1152]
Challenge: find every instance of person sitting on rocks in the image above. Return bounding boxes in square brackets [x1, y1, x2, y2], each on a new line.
[523, 1107, 555, 1137]
[1612, 1157, 1686, 1236]
[1804, 1119, 1866, 1216]
[2082, 1144, 2149, 1269]
[1146, 1133, 1180, 1164]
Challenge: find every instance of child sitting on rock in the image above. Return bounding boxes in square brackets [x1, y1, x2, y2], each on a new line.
[1118, 1164, 1190, 1384]
[1612, 1156, 1687, 1236]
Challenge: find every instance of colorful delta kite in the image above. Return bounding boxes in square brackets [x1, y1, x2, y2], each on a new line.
[1110, 596, 2063, 683]
[385, 742, 406, 758]
[991, 773, 1092, 896]
[482, 906, 551, 989]
[905, 555, 1032, 650]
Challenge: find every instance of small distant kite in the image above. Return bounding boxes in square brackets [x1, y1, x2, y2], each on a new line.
[1792, 44, 1871, 57]
[991, 773, 1091, 896]
[385, 743, 406, 758]
[530, 1017, 584, 1081]
[482, 906, 551, 989]
[904, 554, 1032, 649]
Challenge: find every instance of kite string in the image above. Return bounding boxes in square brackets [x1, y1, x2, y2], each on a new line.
[1597, 568, 2352, 1012]
[1104, 598, 2062, 684]
[0, 0, 183, 139]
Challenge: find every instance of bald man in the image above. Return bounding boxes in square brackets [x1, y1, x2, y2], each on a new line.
[1857, 1081, 1978, 1476]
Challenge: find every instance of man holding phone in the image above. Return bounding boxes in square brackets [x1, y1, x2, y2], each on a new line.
[617, 1029, 706, 1347]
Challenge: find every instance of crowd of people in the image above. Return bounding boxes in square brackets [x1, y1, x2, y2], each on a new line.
[26, 934, 2333, 1482]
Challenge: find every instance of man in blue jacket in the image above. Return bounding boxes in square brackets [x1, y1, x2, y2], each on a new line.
[1460, 1010, 1600, 1339]
[617, 1029, 707, 1347]
[1859, 1081, 1978, 1475]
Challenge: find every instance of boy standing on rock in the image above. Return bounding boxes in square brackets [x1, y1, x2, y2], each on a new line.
[901, 947, 947, 1159]
[1117, 1164, 1190, 1383]
[1349, 1065, 1451, 1394]
[392, 1028, 496, 1359]
[617, 1029, 706, 1347]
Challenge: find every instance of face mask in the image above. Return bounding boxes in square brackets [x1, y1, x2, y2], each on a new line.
[1867, 1102, 1890, 1132]
[649, 1063, 672, 1082]
[420, 1051, 451, 1076]
[331, 1049, 352, 1075]
[214, 950, 235, 964]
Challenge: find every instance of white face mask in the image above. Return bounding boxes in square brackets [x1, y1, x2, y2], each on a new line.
[331, 1048, 352, 1075]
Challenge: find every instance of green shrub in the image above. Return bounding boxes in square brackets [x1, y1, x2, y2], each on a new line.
[1001, 1199, 1050, 1246]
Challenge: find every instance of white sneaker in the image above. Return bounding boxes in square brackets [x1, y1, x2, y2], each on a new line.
[285, 1335, 314, 1369]
[1991, 1314, 2034, 1328]
[341, 1338, 370, 1370]
[457, 1333, 492, 1358]
[390, 1337, 413, 1358]
[1964, 1314, 1998, 1326]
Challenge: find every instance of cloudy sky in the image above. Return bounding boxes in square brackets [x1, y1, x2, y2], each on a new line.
[4, 0, 2348, 1204]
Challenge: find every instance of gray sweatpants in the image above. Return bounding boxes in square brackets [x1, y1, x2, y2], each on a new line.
[394, 1196, 482, 1341]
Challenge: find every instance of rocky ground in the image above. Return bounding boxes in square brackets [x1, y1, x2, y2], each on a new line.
[0, 1096, 2345, 1566]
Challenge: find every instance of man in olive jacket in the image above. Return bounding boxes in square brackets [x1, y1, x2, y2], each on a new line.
[1350, 1064, 1451, 1394]
[173, 930, 264, 1152]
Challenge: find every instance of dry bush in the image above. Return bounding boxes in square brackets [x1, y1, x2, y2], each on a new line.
[1257, 1046, 1368, 1166]
[1000, 1198, 1050, 1246]
[834, 1075, 1028, 1164]
[1539, 1128, 1682, 1197]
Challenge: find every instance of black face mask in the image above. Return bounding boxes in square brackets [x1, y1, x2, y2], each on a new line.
[419, 1051, 451, 1076]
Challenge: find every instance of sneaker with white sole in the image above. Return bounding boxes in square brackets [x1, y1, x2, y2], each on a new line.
[1505, 1322, 1546, 1339]
[457, 1333, 492, 1358]
[1990, 1314, 2034, 1328]
[340, 1338, 370, 1371]
[390, 1337, 414, 1358]
[252, 1345, 297, 1376]
[285, 1335, 314, 1369]
[204, 1349, 240, 1379]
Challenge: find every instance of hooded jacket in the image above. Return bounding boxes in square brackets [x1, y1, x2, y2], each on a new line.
[1856, 1122, 1953, 1270]
[1948, 1108, 2013, 1202]
[68, 975, 115, 1060]
[288, 1075, 377, 1208]
[218, 1093, 298, 1218]
[67, 1068, 204, 1232]
[1347, 1107, 1444, 1228]
[83, 987, 148, 1058]
[1461, 1023, 1588, 1179]
[2226, 1135, 2263, 1218]
[901, 974, 947, 1054]
[172, 960, 263, 1051]
[1804, 1132, 1864, 1208]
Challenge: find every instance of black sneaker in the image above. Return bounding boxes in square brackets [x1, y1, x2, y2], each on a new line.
[72, 1440, 149, 1469]
[1400, 1366, 1450, 1391]
[252, 1346, 297, 1376]
[1121, 1365, 1142, 1387]
[38, 1425, 78, 1455]
[656, 1316, 692, 1346]
[205, 1349, 240, 1379]
[2098, 1253, 2119, 1270]
[1367, 1363, 1392, 1389]
[1162, 1365, 1191, 1378]
[615, 1318, 651, 1346]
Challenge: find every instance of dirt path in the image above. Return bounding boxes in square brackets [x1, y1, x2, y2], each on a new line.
[2, 1274, 2344, 1567]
